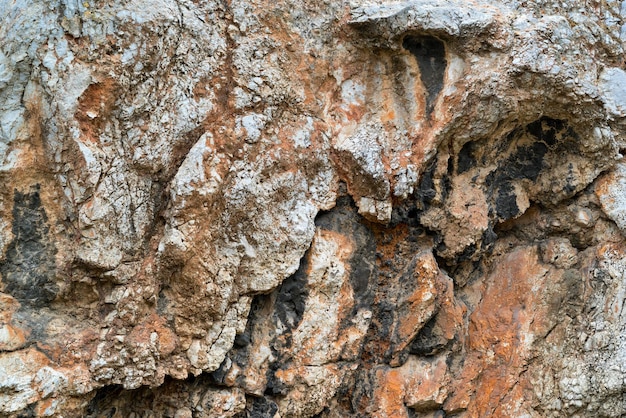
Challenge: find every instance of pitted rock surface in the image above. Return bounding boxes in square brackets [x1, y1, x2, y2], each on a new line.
[1, 0, 626, 417]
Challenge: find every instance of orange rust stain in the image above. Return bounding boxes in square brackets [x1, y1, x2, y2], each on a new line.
[371, 368, 409, 418]
[316, 230, 356, 324]
[126, 313, 178, 356]
[46, 327, 100, 368]
[75, 77, 119, 144]
[369, 223, 411, 274]
[594, 169, 615, 199]
[274, 367, 297, 386]
[448, 247, 553, 417]
[192, 76, 213, 99]
[0, 324, 27, 349]
[381, 109, 396, 124]
[35, 398, 56, 416]
[343, 103, 366, 122]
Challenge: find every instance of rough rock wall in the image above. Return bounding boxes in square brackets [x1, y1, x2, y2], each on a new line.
[2, 0, 626, 416]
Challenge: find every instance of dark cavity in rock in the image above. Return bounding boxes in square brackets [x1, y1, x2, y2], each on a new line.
[402, 35, 447, 116]
[274, 255, 309, 333]
[457, 141, 476, 174]
[0, 185, 57, 307]
[415, 161, 437, 210]
[409, 314, 445, 356]
[85, 384, 124, 418]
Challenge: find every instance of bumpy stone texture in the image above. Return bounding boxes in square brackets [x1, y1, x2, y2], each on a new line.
[2, 0, 626, 416]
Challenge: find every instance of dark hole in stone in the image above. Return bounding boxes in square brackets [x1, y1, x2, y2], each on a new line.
[389, 201, 420, 227]
[457, 141, 476, 174]
[446, 153, 455, 176]
[416, 162, 437, 209]
[209, 357, 231, 384]
[274, 256, 309, 333]
[457, 242, 478, 263]
[440, 172, 452, 204]
[409, 314, 448, 356]
[234, 330, 251, 348]
[85, 384, 125, 417]
[402, 35, 447, 116]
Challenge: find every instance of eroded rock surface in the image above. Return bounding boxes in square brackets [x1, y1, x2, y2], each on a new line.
[2, 0, 626, 416]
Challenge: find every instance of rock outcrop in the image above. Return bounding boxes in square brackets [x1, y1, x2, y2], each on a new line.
[2, 0, 626, 416]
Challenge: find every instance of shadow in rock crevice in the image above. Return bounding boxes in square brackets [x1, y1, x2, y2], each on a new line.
[402, 35, 447, 116]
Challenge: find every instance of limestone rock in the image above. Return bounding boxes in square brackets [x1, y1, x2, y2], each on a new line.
[1, 0, 626, 416]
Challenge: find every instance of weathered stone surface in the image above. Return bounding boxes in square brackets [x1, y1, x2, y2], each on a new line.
[2, 0, 626, 416]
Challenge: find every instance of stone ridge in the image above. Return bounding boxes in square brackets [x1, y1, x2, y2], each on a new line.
[1, 0, 626, 416]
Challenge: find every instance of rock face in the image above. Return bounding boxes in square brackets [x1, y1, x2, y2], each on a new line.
[1, 0, 626, 416]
